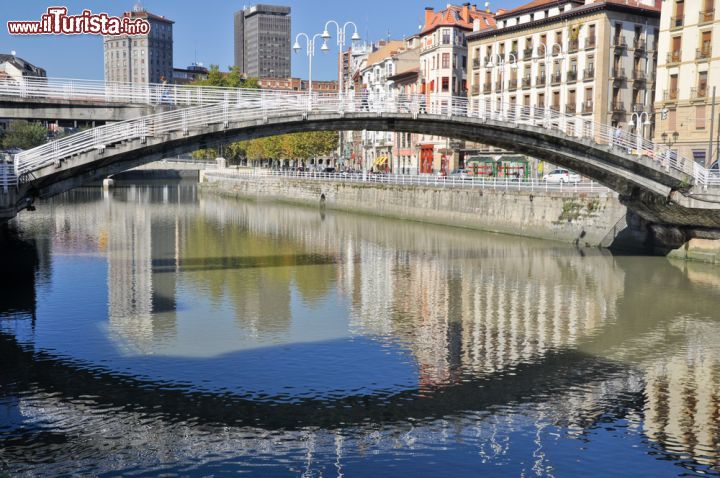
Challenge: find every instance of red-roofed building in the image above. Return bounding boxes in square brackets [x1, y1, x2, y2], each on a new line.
[418, 4, 497, 174]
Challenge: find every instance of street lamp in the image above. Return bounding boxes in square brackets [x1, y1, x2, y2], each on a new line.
[321, 20, 361, 101]
[484, 53, 517, 117]
[631, 111, 652, 157]
[293, 32, 329, 99]
[320, 20, 361, 167]
[535, 42, 565, 126]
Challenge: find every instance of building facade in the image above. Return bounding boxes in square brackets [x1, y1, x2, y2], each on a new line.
[418, 4, 497, 174]
[654, 0, 720, 167]
[257, 77, 338, 92]
[234, 4, 291, 79]
[468, 0, 661, 164]
[103, 5, 174, 84]
[172, 64, 209, 85]
[0, 53, 46, 79]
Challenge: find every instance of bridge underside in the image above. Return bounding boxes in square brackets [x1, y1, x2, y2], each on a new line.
[10, 111, 720, 250]
[0, 96, 168, 123]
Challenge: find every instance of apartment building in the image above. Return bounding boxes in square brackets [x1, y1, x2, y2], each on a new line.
[418, 4, 496, 174]
[359, 40, 407, 171]
[468, 0, 660, 150]
[103, 5, 173, 84]
[654, 0, 720, 166]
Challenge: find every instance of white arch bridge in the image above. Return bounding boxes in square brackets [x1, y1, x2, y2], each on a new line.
[2, 78, 720, 244]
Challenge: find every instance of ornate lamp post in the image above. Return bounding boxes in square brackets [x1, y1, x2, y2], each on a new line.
[321, 20, 361, 167]
[632, 111, 652, 157]
[293, 32, 329, 99]
[535, 42, 564, 125]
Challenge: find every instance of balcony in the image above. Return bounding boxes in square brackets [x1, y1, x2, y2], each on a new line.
[495, 82, 504, 93]
[471, 84, 480, 95]
[551, 104, 560, 112]
[509, 50, 518, 61]
[483, 84, 492, 94]
[523, 47, 534, 60]
[611, 101, 626, 113]
[611, 67, 626, 80]
[697, 47, 711, 61]
[632, 103, 644, 113]
[664, 89, 679, 102]
[692, 86, 708, 100]
[551, 71, 562, 85]
[633, 39, 646, 55]
[567, 69, 578, 83]
[585, 36, 596, 50]
[566, 103, 577, 114]
[613, 36, 627, 50]
[508, 78, 518, 91]
[473, 57, 482, 69]
[583, 68, 595, 81]
[582, 100, 594, 114]
[700, 9, 715, 23]
[522, 76, 532, 89]
[536, 74, 546, 86]
[632, 69, 646, 81]
[568, 39, 579, 53]
[671, 15, 684, 29]
[667, 51, 682, 64]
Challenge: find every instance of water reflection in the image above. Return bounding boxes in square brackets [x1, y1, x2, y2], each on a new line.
[1, 184, 719, 476]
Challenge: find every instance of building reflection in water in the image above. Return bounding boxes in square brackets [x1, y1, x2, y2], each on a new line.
[2, 184, 720, 475]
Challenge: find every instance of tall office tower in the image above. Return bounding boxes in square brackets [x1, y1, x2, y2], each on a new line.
[103, 3, 174, 84]
[234, 4, 291, 78]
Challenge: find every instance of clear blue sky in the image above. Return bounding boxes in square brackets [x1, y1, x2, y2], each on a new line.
[0, 1, 525, 81]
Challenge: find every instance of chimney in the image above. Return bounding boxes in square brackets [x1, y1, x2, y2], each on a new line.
[425, 7, 434, 27]
[462, 3, 471, 22]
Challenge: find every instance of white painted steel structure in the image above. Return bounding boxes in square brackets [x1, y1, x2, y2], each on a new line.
[2, 76, 718, 188]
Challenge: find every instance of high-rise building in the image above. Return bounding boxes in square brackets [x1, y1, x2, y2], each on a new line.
[654, 0, 719, 167]
[103, 4, 173, 84]
[234, 4, 291, 79]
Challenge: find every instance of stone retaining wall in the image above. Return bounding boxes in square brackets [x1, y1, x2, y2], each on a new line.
[201, 173, 631, 248]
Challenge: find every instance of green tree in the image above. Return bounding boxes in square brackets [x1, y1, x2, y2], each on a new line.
[2, 121, 47, 150]
[191, 65, 259, 89]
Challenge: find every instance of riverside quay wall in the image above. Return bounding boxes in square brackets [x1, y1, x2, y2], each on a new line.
[201, 171, 639, 249]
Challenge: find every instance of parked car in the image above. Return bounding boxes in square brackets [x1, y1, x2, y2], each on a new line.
[544, 169, 581, 183]
[450, 168, 472, 179]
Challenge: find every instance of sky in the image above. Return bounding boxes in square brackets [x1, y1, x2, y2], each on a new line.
[0, 1, 525, 81]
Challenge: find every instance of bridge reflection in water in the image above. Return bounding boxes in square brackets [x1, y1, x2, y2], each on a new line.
[1, 183, 719, 476]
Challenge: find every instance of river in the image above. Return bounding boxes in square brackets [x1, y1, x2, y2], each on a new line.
[0, 181, 718, 477]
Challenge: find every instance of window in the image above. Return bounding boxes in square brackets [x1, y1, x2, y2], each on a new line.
[674, 0, 685, 26]
[696, 105, 706, 129]
[442, 77, 450, 92]
[442, 53, 450, 69]
[670, 36, 681, 61]
[442, 29, 451, 45]
[701, 30, 712, 56]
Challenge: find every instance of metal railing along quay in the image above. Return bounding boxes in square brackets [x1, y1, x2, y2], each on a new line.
[207, 169, 614, 194]
[3, 76, 719, 190]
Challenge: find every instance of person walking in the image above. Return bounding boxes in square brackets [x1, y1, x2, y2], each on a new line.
[613, 124, 623, 150]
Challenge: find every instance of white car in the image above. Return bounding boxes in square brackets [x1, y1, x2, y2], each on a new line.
[544, 169, 581, 184]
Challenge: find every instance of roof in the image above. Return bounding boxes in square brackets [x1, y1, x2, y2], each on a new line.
[497, 0, 657, 19]
[365, 41, 405, 67]
[387, 67, 420, 82]
[123, 10, 174, 24]
[496, 0, 575, 19]
[469, 0, 659, 40]
[421, 4, 496, 35]
[0, 54, 46, 76]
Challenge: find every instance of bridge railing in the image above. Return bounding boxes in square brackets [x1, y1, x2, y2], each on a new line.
[10, 87, 712, 188]
[207, 169, 612, 194]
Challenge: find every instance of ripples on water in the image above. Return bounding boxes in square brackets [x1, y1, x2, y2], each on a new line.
[0, 182, 719, 477]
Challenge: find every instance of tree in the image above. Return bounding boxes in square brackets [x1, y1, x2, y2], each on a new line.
[191, 65, 259, 89]
[2, 121, 47, 150]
